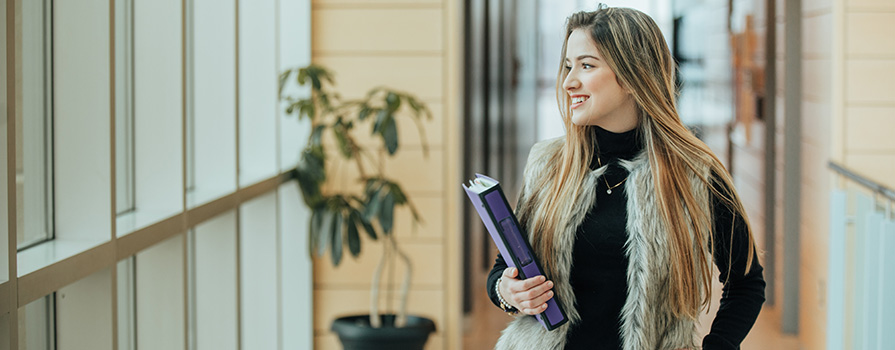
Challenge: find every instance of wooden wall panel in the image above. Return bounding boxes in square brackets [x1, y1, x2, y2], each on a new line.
[383, 148, 444, 194]
[313, 9, 442, 53]
[310, 56, 444, 100]
[845, 106, 895, 152]
[845, 60, 895, 103]
[311, 1, 460, 349]
[847, 13, 895, 56]
[845, 154, 895, 188]
[848, 0, 895, 10]
[393, 195, 445, 241]
[313, 0, 441, 5]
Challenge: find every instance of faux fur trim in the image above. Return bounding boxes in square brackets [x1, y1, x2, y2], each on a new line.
[495, 138, 711, 350]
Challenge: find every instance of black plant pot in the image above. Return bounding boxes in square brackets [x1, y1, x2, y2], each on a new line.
[331, 314, 436, 350]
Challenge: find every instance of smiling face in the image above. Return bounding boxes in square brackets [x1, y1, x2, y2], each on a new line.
[561, 29, 639, 132]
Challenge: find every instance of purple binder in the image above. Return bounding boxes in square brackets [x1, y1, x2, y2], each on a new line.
[463, 174, 568, 331]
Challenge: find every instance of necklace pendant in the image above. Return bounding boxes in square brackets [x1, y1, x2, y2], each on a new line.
[606, 189, 612, 195]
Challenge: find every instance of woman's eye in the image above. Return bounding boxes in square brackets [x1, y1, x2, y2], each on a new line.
[582, 63, 594, 69]
[564, 65, 572, 71]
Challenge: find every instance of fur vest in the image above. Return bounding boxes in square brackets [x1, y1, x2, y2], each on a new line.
[495, 137, 711, 350]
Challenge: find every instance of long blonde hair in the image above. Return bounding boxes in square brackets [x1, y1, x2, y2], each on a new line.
[527, 6, 755, 320]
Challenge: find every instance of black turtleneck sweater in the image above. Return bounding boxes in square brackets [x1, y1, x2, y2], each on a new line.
[486, 126, 765, 350]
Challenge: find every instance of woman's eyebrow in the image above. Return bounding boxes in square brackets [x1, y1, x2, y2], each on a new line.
[565, 55, 600, 63]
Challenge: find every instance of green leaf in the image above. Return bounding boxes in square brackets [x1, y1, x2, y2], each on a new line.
[382, 116, 398, 155]
[379, 191, 396, 234]
[347, 211, 362, 257]
[318, 209, 334, 256]
[294, 169, 322, 206]
[330, 210, 343, 266]
[296, 100, 315, 121]
[358, 107, 372, 121]
[297, 68, 308, 85]
[310, 125, 326, 148]
[373, 110, 389, 134]
[307, 66, 323, 91]
[358, 209, 378, 241]
[298, 146, 326, 182]
[363, 185, 383, 221]
[309, 206, 323, 257]
[333, 123, 353, 158]
[386, 92, 401, 112]
[316, 65, 335, 85]
[278, 70, 291, 97]
[390, 183, 408, 205]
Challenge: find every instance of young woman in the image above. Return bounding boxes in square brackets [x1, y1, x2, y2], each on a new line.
[486, 6, 765, 350]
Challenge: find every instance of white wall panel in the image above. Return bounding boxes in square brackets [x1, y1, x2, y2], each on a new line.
[194, 211, 238, 350]
[279, 183, 312, 350]
[278, 0, 311, 171]
[191, 0, 237, 206]
[53, 0, 111, 242]
[136, 235, 185, 350]
[56, 268, 112, 350]
[133, 0, 183, 226]
[239, 192, 278, 350]
[238, 0, 278, 186]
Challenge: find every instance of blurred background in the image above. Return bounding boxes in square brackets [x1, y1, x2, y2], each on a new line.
[2, 0, 893, 349]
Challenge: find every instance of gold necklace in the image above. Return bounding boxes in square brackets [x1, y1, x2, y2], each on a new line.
[597, 155, 628, 195]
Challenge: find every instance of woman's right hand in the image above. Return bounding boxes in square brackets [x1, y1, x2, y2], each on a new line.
[498, 267, 555, 315]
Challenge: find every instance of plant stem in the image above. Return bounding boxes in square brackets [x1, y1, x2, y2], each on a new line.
[369, 231, 390, 328]
[390, 234, 413, 327]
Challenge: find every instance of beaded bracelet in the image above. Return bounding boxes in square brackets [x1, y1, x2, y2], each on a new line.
[495, 277, 519, 315]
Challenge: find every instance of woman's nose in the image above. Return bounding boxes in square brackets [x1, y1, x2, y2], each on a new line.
[562, 72, 578, 91]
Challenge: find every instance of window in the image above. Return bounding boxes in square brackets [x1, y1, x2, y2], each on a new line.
[16, 0, 54, 250]
[115, 0, 136, 216]
[117, 0, 185, 234]
[0, 0, 9, 283]
[185, 0, 238, 208]
[17, 295, 56, 350]
[117, 257, 136, 350]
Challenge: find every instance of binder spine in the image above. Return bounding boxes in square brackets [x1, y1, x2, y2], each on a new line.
[464, 176, 568, 331]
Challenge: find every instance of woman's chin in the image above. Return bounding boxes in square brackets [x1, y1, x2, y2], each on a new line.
[570, 114, 595, 126]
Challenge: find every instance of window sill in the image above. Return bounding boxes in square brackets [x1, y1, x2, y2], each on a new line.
[187, 184, 236, 209]
[117, 208, 182, 237]
[17, 238, 109, 277]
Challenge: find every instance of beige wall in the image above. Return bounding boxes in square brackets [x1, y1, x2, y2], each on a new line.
[309, 1, 462, 349]
[797, 0, 895, 348]
[839, 0, 895, 185]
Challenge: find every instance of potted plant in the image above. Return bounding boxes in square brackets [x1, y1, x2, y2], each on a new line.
[279, 64, 436, 350]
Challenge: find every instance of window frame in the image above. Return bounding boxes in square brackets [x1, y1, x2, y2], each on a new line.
[16, 0, 55, 251]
